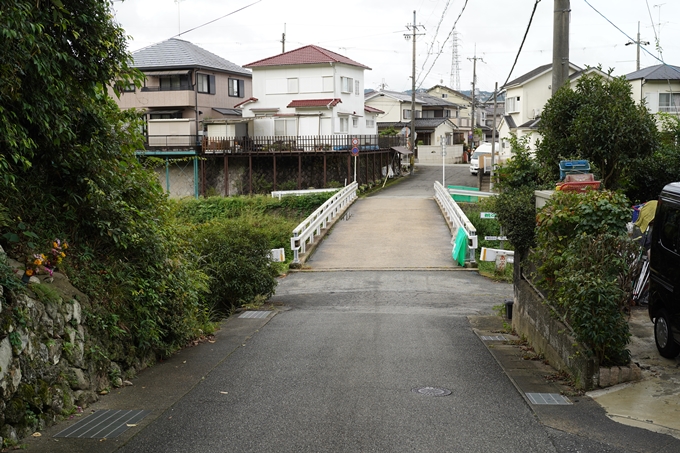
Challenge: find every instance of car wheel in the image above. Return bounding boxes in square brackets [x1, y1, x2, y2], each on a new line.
[654, 310, 680, 358]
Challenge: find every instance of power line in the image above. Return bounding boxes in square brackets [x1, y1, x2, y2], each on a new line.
[173, 0, 262, 38]
[416, 0, 469, 89]
[582, 0, 680, 76]
[502, 0, 542, 88]
[420, 0, 452, 73]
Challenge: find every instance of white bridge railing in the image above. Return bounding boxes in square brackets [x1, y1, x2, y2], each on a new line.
[271, 188, 340, 200]
[434, 181, 478, 264]
[290, 182, 358, 263]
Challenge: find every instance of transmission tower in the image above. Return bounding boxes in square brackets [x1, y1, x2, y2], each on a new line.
[450, 29, 461, 91]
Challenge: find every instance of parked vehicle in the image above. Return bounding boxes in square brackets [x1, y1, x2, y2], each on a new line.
[648, 182, 680, 358]
[469, 143, 499, 175]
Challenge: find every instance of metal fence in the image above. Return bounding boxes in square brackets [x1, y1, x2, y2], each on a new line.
[202, 135, 406, 154]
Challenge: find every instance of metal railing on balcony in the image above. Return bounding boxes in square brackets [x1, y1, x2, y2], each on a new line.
[145, 135, 201, 149]
[202, 135, 406, 154]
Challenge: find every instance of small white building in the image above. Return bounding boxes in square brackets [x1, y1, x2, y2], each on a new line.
[236, 45, 379, 138]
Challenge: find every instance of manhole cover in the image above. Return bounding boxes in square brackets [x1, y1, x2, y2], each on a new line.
[411, 387, 452, 397]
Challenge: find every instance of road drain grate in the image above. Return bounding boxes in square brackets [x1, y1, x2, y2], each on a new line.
[480, 335, 507, 341]
[238, 311, 270, 319]
[54, 409, 149, 438]
[412, 387, 452, 397]
[526, 393, 572, 405]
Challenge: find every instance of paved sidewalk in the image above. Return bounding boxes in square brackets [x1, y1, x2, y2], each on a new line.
[471, 314, 680, 452]
[22, 312, 276, 453]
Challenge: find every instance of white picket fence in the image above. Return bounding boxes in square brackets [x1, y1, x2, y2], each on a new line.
[290, 182, 358, 263]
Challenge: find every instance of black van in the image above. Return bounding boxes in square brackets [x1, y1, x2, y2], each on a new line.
[649, 182, 680, 358]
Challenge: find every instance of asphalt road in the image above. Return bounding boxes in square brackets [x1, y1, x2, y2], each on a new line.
[113, 166, 640, 453]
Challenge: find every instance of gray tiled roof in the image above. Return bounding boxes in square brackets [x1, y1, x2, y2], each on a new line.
[378, 118, 456, 128]
[132, 38, 251, 76]
[626, 64, 680, 81]
[503, 115, 517, 129]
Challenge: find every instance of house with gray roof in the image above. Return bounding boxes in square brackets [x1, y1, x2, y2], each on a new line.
[364, 89, 466, 163]
[626, 64, 680, 116]
[111, 38, 252, 148]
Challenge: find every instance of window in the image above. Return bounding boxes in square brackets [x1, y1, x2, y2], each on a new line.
[366, 118, 375, 128]
[274, 118, 296, 136]
[506, 96, 520, 113]
[355, 80, 360, 96]
[197, 74, 216, 94]
[149, 111, 183, 119]
[159, 75, 191, 91]
[341, 77, 353, 93]
[352, 117, 359, 128]
[339, 117, 349, 133]
[228, 78, 245, 98]
[441, 93, 448, 98]
[114, 81, 135, 93]
[659, 93, 680, 113]
[403, 109, 421, 120]
[288, 78, 299, 94]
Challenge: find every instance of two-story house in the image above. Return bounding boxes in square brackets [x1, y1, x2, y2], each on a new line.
[111, 38, 252, 148]
[363, 89, 465, 163]
[233, 45, 380, 143]
[626, 64, 680, 118]
[498, 63, 607, 155]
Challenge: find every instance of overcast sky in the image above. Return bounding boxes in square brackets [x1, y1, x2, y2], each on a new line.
[112, 0, 680, 93]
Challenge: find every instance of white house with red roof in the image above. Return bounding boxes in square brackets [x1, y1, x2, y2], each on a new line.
[235, 45, 380, 137]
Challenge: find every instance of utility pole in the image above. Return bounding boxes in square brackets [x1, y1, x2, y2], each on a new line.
[405, 11, 424, 175]
[552, 0, 570, 96]
[490, 82, 498, 191]
[468, 48, 485, 149]
[281, 23, 286, 53]
[626, 22, 649, 71]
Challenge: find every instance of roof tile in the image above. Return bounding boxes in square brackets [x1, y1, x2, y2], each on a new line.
[245, 45, 370, 70]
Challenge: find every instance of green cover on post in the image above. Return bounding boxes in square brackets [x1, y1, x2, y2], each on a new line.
[452, 227, 468, 266]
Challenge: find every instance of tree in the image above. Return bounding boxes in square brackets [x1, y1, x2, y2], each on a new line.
[537, 70, 659, 189]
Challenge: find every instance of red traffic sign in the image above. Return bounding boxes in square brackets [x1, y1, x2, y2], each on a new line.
[351, 137, 359, 147]
[351, 147, 359, 156]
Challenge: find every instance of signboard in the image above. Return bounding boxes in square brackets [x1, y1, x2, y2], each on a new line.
[480, 212, 497, 219]
[351, 137, 360, 156]
[484, 236, 508, 241]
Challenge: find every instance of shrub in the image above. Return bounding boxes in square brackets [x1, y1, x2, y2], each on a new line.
[532, 189, 635, 366]
[552, 233, 637, 366]
[188, 220, 278, 311]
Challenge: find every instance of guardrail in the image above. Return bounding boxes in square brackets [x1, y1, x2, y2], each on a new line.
[434, 181, 478, 264]
[290, 182, 358, 263]
[271, 188, 340, 200]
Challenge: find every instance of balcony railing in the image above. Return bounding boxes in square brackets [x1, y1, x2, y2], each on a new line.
[145, 135, 201, 149]
[202, 135, 407, 154]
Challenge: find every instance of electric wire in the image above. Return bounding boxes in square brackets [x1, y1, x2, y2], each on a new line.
[583, 0, 680, 76]
[416, 0, 469, 89]
[420, 0, 453, 73]
[173, 0, 262, 38]
[501, 0, 542, 88]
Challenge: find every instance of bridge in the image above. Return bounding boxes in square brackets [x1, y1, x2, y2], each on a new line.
[288, 164, 486, 270]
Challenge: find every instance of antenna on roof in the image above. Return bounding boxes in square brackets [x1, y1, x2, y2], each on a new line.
[174, 0, 185, 36]
[281, 23, 286, 54]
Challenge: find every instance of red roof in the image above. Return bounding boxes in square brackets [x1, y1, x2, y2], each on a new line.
[364, 105, 384, 114]
[234, 97, 257, 108]
[245, 45, 371, 70]
[287, 98, 342, 108]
